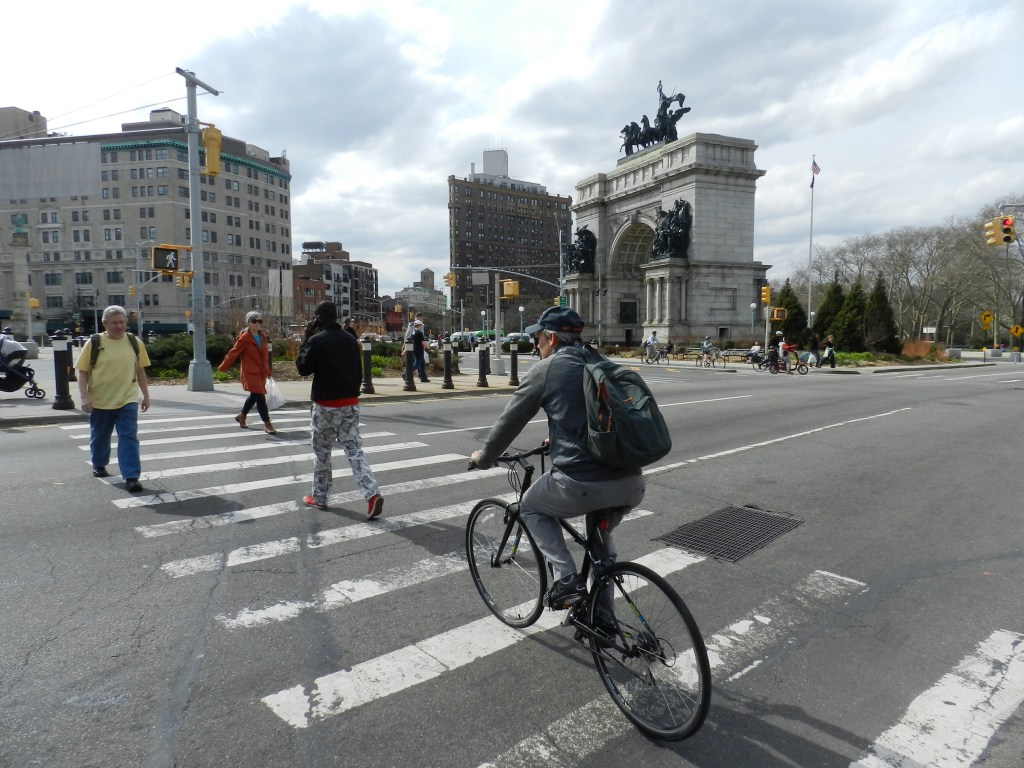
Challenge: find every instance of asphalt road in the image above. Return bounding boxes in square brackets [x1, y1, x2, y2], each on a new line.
[1, 361, 1021, 767]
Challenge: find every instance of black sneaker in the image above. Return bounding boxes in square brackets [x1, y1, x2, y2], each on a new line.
[92, 467, 109, 478]
[545, 574, 587, 609]
[126, 478, 143, 493]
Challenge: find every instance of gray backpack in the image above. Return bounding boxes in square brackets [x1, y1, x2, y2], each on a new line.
[576, 345, 672, 469]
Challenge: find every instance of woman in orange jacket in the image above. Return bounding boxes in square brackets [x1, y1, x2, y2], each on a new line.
[218, 311, 276, 434]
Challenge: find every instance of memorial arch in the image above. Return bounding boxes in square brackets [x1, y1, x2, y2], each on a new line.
[563, 132, 769, 347]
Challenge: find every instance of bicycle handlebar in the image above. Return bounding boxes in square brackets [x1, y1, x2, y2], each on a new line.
[467, 443, 549, 471]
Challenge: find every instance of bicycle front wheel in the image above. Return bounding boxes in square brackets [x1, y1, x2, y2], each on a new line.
[796, 363, 809, 375]
[587, 562, 711, 741]
[465, 498, 546, 628]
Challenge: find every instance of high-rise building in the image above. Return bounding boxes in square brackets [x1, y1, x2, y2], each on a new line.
[447, 150, 572, 332]
[0, 107, 292, 336]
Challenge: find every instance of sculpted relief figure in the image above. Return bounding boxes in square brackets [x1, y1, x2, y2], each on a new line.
[651, 199, 692, 260]
[566, 226, 597, 274]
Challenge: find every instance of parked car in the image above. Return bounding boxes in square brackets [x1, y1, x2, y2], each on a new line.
[500, 332, 534, 353]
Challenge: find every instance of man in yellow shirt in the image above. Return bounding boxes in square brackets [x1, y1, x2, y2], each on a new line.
[76, 306, 151, 492]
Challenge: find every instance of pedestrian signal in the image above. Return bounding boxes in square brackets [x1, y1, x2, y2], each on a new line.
[771, 307, 788, 321]
[760, 286, 771, 305]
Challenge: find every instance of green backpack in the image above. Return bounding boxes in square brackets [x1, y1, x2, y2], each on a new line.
[576, 344, 672, 469]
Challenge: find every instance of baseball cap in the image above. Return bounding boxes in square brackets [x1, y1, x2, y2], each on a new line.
[524, 306, 585, 335]
[414, 320, 424, 326]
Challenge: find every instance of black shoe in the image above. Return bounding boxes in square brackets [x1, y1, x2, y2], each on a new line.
[92, 467, 109, 478]
[125, 478, 143, 493]
[420, 378, 430, 382]
[545, 574, 587, 609]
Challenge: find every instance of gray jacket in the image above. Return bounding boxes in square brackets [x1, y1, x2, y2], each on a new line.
[475, 344, 639, 481]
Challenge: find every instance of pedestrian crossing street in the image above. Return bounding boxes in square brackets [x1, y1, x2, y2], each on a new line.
[61, 410, 1024, 766]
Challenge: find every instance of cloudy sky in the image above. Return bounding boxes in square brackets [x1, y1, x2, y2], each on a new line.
[5, 0, 1022, 297]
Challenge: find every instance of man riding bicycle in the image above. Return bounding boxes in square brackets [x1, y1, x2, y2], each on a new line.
[644, 330, 661, 363]
[469, 306, 646, 624]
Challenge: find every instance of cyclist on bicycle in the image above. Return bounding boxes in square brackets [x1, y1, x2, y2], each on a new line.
[643, 330, 660, 362]
[699, 336, 714, 366]
[469, 306, 646, 620]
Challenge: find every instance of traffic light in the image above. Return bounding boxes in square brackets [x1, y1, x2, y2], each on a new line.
[174, 275, 183, 288]
[760, 286, 771, 305]
[501, 280, 520, 298]
[201, 125, 222, 176]
[999, 216, 1015, 244]
[984, 218, 1000, 246]
[771, 307, 788, 321]
[128, 286, 137, 297]
[444, 272, 456, 287]
[181, 273, 192, 288]
[553, 296, 560, 305]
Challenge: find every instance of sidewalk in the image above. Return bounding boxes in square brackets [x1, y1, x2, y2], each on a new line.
[0, 348, 517, 428]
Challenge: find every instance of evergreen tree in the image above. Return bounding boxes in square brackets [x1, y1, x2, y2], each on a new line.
[775, 278, 808, 341]
[830, 281, 867, 352]
[813, 272, 844, 337]
[863, 274, 901, 354]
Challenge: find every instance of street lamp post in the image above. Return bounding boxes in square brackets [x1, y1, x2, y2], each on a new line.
[518, 305, 524, 334]
[809, 311, 816, 333]
[750, 302, 757, 333]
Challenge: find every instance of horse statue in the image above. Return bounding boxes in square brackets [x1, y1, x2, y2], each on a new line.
[618, 80, 693, 153]
[565, 226, 597, 274]
[620, 122, 642, 155]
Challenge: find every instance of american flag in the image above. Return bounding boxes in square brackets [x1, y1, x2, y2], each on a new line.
[811, 159, 821, 175]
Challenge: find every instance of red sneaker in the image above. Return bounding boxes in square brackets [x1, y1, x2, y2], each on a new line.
[303, 495, 327, 510]
[367, 494, 384, 520]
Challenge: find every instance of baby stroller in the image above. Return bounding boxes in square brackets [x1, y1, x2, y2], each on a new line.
[0, 356, 46, 399]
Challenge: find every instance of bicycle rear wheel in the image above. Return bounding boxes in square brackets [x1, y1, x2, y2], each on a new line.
[796, 363, 809, 375]
[586, 562, 711, 741]
[465, 498, 546, 628]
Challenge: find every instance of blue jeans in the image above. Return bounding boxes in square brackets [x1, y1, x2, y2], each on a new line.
[412, 352, 428, 381]
[89, 403, 141, 480]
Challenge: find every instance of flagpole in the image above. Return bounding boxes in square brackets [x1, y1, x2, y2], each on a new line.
[807, 155, 817, 328]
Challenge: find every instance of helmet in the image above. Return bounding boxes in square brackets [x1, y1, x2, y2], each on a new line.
[704, 336, 711, 340]
[776, 330, 783, 336]
[1, 327, 11, 334]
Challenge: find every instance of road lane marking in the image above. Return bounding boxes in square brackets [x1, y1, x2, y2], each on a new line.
[476, 570, 867, 768]
[60, 410, 313, 430]
[645, 408, 911, 476]
[657, 394, 751, 407]
[850, 629, 1024, 768]
[159, 494, 515, 578]
[116, 432, 394, 462]
[133, 466, 507, 535]
[418, 418, 546, 436]
[261, 547, 704, 729]
[68, 416, 310, 438]
[215, 510, 655, 629]
[133, 442, 426, 480]
[117, 454, 467, 510]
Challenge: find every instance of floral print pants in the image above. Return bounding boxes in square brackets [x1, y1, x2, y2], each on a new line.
[309, 403, 380, 505]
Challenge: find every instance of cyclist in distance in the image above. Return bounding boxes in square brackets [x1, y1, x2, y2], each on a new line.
[469, 306, 646, 617]
[644, 329, 660, 362]
[699, 336, 714, 366]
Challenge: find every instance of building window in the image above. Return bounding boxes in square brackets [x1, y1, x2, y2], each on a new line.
[75, 272, 93, 285]
[106, 271, 125, 283]
[46, 296, 64, 309]
[44, 273, 62, 286]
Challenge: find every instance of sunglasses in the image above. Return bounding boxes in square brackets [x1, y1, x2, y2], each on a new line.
[250, 319, 263, 324]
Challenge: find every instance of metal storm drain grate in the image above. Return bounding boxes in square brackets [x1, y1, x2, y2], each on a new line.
[654, 506, 803, 563]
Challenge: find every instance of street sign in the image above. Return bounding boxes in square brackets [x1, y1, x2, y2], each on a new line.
[1011, 325, 1023, 337]
[559, 296, 567, 307]
[980, 311, 993, 324]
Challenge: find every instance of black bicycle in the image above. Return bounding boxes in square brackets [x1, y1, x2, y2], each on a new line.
[465, 446, 711, 741]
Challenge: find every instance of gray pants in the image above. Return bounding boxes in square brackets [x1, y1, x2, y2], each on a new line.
[309, 403, 380, 505]
[520, 468, 646, 581]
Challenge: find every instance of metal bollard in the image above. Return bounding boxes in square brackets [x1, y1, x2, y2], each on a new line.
[360, 336, 375, 395]
[51, 334, 75, 410]
[403, 340, 417, 392]
[442, 340, 455, 389]
[508, 348, 519, 386]
[476, 347, 489, 387]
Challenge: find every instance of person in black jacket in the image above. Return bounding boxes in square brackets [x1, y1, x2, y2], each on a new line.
[296, 301, 384, 519]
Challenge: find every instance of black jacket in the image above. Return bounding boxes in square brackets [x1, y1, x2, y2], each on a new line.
[295, 323, 362, 402]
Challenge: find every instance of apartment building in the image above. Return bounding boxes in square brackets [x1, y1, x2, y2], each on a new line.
[0, 107, 292, 336]
[447, 149, 573, 328]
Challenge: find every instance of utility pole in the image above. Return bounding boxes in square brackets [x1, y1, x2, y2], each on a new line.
[176, 68, 219, 392]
